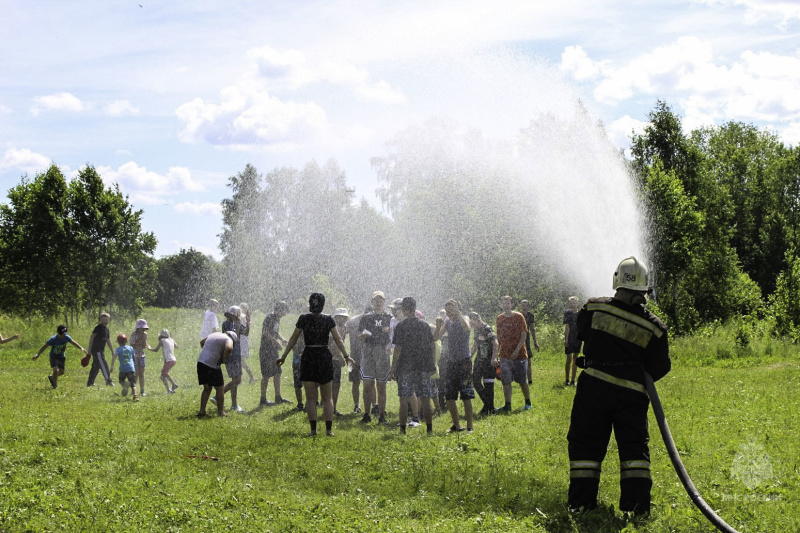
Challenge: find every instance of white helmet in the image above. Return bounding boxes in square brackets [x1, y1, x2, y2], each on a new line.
[612, 256, 650, 292]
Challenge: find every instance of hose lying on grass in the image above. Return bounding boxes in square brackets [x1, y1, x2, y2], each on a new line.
[644, 372, 740, 533]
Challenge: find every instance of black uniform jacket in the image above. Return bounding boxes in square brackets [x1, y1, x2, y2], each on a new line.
[576, 296, 670, 385]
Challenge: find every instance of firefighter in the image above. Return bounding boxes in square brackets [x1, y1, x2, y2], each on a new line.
[567, 256, 671, 515]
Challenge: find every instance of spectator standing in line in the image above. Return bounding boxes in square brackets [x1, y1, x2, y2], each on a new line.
[520, 299, 540, 385]
[344, 305, 371, 414]
[239, 303, 257, 383]
[391, 297, 436, 435]
[468, 312, 499, 416]
[200, 299, 220, 338]
[259, 301, 291, 406]
[495, 296, 533, 412]
[33, 325, 90, 389]
[435, 299, 474, 433]
[216, 306, 249, 413]
[86, 312, 114, 387]
[358, 291, 392, 424]
[277, 293, 351, 437]
[329, 308, 350, 416]
[564, 296, 582, 386]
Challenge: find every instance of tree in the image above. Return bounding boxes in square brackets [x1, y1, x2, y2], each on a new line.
[0, 164, 157, 321]
[155, 248, 219, 308]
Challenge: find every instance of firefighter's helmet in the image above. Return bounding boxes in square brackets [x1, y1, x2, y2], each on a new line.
[612, 256, 650, 292]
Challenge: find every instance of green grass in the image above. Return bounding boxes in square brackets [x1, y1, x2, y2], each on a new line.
[0, 309, 798, 532]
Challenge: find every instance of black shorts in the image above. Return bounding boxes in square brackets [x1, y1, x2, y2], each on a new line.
[443, 359, 475, 401]
[565, 343, 582, 355]
[197, 362, 224, 387]
[473, 355, 494, 381]
[299, 347, 333, 385]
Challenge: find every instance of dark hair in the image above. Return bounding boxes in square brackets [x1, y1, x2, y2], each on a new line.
[57, 325, 68, 335]
[309, 293, 325, 314]
[401, 296, 416, 313]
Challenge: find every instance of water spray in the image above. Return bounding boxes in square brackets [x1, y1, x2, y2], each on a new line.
[644, 372, 739, 533]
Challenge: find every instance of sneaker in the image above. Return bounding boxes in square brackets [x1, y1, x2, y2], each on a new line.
[47, 375, 56, 389]
[466, 427, 474, 434]
[360, 413, 372, 424]
[570, 381, 576, 387]
[133, 395, 140, 402]
[166, 389, 174, 394]
[172, 384, 179, 391]
[371, 404, 379, 416]
[353, 406, 363, 414]
[498, 405, 512, 413]
[295, 403, 304, 411]
[564, 380, 570, 387]
[260, 399, 275, 407]
[326, 430, 335, 437]
[140, 392, 147, 397]
[408, 419, 421, 428]
[447, 425, 465, 433]
[378, 415, 388, 425]
[334, 410, 343, 418]
[277, 397, 292, 404]
[233, 405, 245, 413]
[308, 430, 317, 437]
[209, 395, 217, 405]
[522, 404, 532, 411]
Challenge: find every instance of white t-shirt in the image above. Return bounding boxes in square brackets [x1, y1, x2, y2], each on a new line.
[161, 338, 176, 362]
[200, 310, 218, 338]
[197, 332, 230, 369]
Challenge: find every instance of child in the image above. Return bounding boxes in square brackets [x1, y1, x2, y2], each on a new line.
[239, 302, 257, 383]
[33, 325, 89, 389]
[130, 319, 150, 396]
[111, 333, 139, 401]
[149, 328, 179, 394]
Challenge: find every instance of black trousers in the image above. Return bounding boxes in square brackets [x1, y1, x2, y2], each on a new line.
[567, 372, 652, 514]
[87, 351, 112, 386]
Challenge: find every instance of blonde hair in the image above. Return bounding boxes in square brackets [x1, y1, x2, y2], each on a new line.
[239, 302, 249, 313]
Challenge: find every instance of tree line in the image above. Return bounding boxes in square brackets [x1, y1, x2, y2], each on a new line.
[2, 101, 799, 337]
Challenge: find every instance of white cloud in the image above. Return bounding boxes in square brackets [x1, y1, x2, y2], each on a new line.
[780, 121, 800, 147]
[560, 45, 604, 81]
[568, 38, 800, 127]
[98, 162, 204, 198]
[30, 92, 86, 116]
[175, 84, 328, 149]
[0, 104, 11, 115]
[692, 0, 800, 27]
[0, 147, 51, 175]
[104, 99, 140, 117]
[249, 46, 406, 104]
[606, 115, 647, 148]
[174, 201, 222, 216]
[168, 240, 219, 258]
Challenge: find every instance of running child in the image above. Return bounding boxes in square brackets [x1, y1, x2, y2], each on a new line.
[33, 325, 89, 389]
[149, 328, 179, 394]
[130, 319, 151, 396]
[111, 334, 139, 401]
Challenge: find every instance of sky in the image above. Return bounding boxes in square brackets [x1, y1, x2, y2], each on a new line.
[1, 0, 799, 260]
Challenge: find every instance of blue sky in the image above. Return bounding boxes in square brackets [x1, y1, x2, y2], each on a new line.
[1, 0, 798, 259]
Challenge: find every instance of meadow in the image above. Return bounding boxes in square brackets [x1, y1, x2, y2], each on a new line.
[0, 308, 797, 532]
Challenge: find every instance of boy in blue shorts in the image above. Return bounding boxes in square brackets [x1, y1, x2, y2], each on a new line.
[110, 334, 139, 401]
[33, 325, 89, 389]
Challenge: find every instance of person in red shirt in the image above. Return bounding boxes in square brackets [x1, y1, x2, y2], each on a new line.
[493, 295, 532, 412]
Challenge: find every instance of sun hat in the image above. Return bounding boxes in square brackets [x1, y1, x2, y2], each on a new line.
[135, 319, 148, 329]
[159, 328, 170, 338]
[334, 308, 350, 318]
[371, 291, 385, 300]
[225, 306, 241, 317]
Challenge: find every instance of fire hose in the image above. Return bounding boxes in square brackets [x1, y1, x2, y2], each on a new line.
[644, 372, 739, 533]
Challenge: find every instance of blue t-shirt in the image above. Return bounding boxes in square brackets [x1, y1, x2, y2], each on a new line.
[46, 334, 72, 357]
[115, 345, 136, 373]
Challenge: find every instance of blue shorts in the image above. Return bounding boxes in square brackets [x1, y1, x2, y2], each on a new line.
[443, 359, 475, 401]
[134, 355, 146, 369]
[49, 354, 66, 370]
[499, 358, 528, 385]
[397, 371, 433, 398]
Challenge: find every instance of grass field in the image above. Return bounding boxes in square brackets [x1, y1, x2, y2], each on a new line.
[0, 309, 798, 532]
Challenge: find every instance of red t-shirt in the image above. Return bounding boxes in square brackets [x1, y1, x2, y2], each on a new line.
[495, 312, 528, 360]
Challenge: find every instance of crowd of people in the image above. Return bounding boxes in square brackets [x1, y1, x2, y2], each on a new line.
[16, 256, 671, 516]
